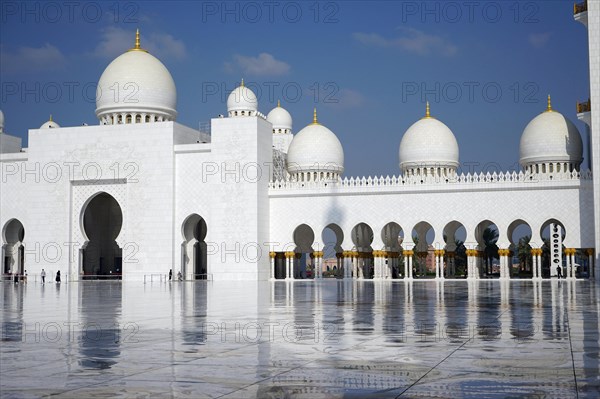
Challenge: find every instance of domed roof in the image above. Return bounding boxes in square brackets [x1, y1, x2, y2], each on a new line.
[287, 109, 344, 174]
[95, 30, 177, 121]
[519, 96, 583, 166]
[227, 80, 258, 113]
[267, 101, 292, 130]
[399, 103, 459, 171]
[40, 115, 60, 129]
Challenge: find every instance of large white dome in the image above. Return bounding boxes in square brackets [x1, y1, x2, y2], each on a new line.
[399, 105, 459, 173]
[267, 101, 292, 132]
[95, 31, 177, 124]
[287, 110, 344, 177]
[520, 99, 582, 168]
[227, 80, 258, 116]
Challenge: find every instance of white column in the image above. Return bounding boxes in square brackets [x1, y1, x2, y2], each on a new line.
[343, 254, 350, 279]
[537, 253, 542, 279]
[531, 250, 537, 279]
[403, 253, 408, 279]
[269, 252, 275, 280]
[285, 254, 291, 280]
[374, 252, 381, 280]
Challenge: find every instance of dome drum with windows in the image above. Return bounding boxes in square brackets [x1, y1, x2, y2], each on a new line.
[286, 109, 344, 182]
[95, 30, 177, 125]
[519, 96, 583, 174]
[398, 103, 459, 178]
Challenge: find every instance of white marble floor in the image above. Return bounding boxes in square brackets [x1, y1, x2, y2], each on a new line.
[1, 279, 598, 398]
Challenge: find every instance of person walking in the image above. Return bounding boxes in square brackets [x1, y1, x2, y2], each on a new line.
[23, 270, 28, 283]
[557, 265, 562, 279]
[169, 269, 172, 281]
[41, 269, 46, 284]
[55, 270, 61, 283]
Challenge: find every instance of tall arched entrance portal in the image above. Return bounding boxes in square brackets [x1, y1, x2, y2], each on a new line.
[81, 193, 123, 279]
[2, 219, 25, 275]
[181, 214, 208, 280]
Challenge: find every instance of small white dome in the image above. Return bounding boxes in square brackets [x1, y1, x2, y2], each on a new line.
[399, 105, 459, 172]
[40, 116, 60, 129]
[287, 110, 344, 175]
[227, 80, 258, 115]
[267, 101, 292, 131]
[95, 30, 177, 123]
[0, 109, 4, 133]
[520, 98, 583, 167]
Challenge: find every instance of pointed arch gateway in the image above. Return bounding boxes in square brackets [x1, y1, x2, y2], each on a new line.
[80, 192, 123, 279]
[181, 214, 208, 280]
[2, 219, 25, 276]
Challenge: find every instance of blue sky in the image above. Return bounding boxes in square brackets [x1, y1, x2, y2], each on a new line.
[0, 0, 591, 176]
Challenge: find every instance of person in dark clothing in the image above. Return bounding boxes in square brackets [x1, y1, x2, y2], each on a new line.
[55, 271, 61, 283]
[557, 265, 562, 278]
[169, 269, 172, 281]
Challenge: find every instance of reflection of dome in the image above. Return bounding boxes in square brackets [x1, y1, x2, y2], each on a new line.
[399, 103, 459, 177]
[227, 80, 258, 117]
[0, 109, 4, 133]
[286, 109, 344, 181]
[40, 115, 60, 129]
[520, 96, 583, 173]
[95, 30, 177, 125]
[267, 100, 292, 133]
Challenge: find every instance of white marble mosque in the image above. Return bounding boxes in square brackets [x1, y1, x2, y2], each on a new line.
[0, 4, 599, 284]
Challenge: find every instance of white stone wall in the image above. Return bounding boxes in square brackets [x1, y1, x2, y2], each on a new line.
[174, 117, 272, 281]
[0, 122, 193, 281]
[0, 133, 21, 154]
[585, 1, 600, 277]
[269, 178, 594, 252]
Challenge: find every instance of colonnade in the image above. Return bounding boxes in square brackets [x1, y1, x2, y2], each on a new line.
[269, 248, 596, 281]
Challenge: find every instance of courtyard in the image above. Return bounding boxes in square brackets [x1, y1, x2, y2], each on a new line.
[1, 279, 599, 398]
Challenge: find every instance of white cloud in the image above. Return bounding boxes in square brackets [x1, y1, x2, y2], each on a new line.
[90, 27, 186, 60]
[0, 43, 67, 74]
[528, 32, 551, 48]
[354, 28, 458, 56]
[227, 53, 291, 76]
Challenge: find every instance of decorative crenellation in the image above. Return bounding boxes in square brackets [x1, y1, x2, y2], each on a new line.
[270, 169, 592, 190]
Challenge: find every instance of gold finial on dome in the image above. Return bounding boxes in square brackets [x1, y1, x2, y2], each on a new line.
[49, 114, 53, 122]
[312, 107, 319, 125]
[135, 29, 141, 49]
[546, 94, 553, 112]
[277, 99, 281, 108]
[128, 29, 148, 52]
[422, 101, 432, 119]
[241, 78, 244, 87]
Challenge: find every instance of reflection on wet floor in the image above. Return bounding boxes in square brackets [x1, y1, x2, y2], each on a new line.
[1, 280, 599, 398]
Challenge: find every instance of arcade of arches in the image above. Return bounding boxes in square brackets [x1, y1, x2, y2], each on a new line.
[269, 221, 596, 281]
